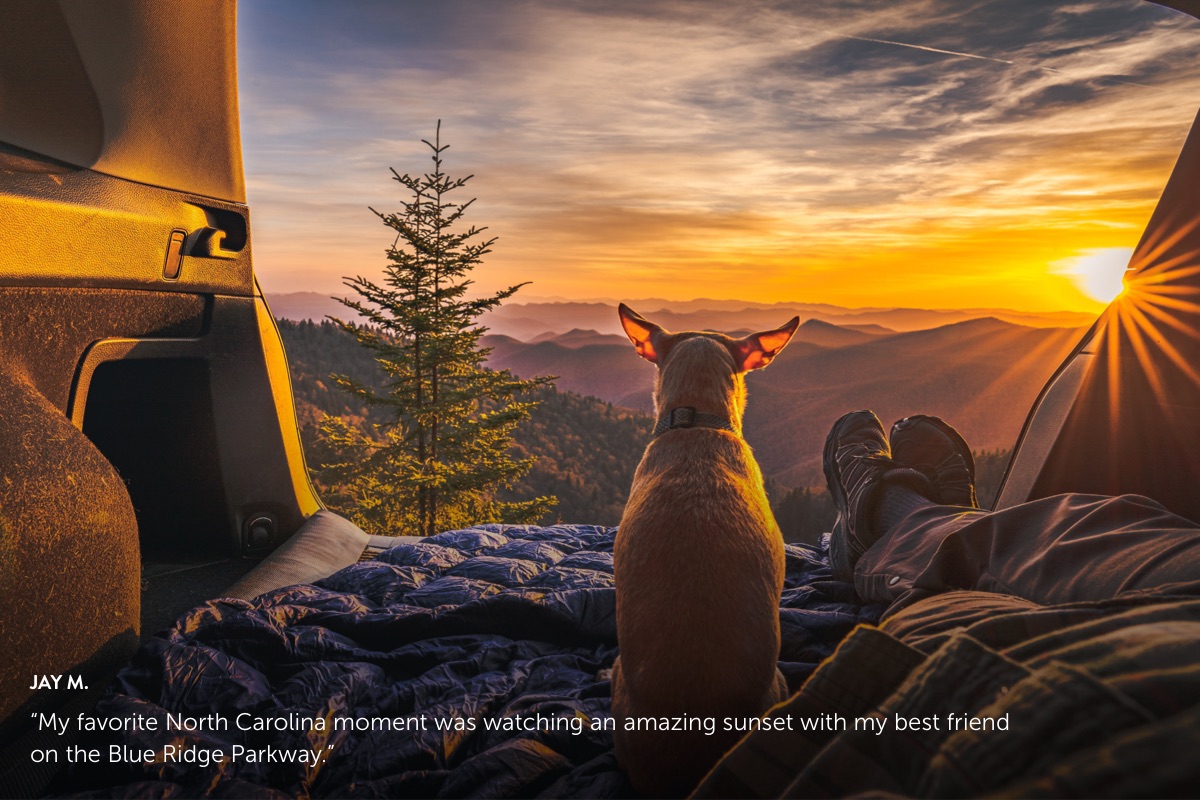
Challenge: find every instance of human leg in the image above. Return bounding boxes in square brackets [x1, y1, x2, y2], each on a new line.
[821, 410, 935, 582]
[858, 491, 1200, 610]
[823, 411, 1200, 613]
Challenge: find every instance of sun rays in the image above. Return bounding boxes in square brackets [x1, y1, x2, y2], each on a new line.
[1095, 208, 1200, 428]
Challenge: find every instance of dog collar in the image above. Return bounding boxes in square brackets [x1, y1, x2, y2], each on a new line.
[652, 406, 736, 438]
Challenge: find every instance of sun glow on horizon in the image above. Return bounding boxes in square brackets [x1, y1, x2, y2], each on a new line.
[1053, 248, 1134, 305]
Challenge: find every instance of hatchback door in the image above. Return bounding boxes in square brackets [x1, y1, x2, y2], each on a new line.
[0, 0, 318, 750]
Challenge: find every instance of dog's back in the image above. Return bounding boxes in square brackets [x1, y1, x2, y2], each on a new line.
[614, 427, 786, 795]
[611, 324, 796, 797]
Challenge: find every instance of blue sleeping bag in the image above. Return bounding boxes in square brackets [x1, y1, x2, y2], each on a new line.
[63, 524, 879, 798]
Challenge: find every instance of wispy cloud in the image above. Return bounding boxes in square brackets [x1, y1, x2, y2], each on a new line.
[238, 0, 1200, 311]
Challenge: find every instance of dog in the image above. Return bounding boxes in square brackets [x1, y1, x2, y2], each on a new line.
[611, 303, 800, 797]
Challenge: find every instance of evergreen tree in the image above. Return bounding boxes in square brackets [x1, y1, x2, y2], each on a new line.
[317, 122, 554, 537]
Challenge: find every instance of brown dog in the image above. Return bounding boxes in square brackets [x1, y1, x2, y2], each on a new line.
[611, 304, 800, 797]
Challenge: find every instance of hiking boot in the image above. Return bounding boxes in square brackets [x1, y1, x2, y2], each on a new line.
[823, 410, 934, 582]
[890, 415, 979, 508]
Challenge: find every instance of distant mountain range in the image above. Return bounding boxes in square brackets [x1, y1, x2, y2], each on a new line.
[520, 320, 889, 350]
[269, 292, 1092, 488]
[278, 313, 1069, 538]
[481, 316, 1088, 488]
[481, 301, 1092, 339]
[266, 292, 1096, 337]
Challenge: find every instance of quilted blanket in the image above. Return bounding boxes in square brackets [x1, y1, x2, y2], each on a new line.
[63, 524, 879, 798]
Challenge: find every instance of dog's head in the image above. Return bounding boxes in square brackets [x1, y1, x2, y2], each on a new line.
[617, 304, 800, 373]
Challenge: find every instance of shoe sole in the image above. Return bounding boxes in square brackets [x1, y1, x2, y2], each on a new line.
[822, 411, 878, 519]
[822, 411, 882, 580]
[890, 415, 976, 506]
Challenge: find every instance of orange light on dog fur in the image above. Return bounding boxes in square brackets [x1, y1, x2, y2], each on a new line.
[612, 301, 795, 796]
[732, 316, 801, 371]
[618, 303, 663, 364]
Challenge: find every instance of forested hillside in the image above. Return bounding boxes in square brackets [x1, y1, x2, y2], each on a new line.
[500, 387, 652, 525]
[278, 318, 1011, 542]
[484, 316, 1083, 487]
[278, 319, 651, 526]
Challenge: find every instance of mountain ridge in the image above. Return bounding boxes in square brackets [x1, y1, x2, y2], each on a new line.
[277, 317, 1037, 541]
[266, 292, 1097, 338]
[482, 317, 1087, 487]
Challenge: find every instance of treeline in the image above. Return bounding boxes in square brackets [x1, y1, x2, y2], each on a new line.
[278, 318, 651, 527]
[279, 317, 391, 431]
[499, 385, 652, 524]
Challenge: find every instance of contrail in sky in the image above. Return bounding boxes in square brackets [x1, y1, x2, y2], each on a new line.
[842, 34, 1017, 66]
[838, 33, 1153, 88]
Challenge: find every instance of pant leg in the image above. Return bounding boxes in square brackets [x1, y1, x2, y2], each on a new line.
[855, 493, 1200, 613]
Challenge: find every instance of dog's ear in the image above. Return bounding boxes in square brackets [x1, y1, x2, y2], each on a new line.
[731, 316, 801, 371]
[618, 304, 665, 364]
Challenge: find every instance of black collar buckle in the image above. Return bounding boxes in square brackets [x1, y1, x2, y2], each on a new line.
[668, 406, 697, 428]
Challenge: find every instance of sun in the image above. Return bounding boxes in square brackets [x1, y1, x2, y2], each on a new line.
[1053, 247, 1132, 305]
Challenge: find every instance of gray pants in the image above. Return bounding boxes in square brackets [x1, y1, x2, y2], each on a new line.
[856, 493, 1200, 615]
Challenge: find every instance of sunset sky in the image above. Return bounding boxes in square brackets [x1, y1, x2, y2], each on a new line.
[237, 0, 1200, 313]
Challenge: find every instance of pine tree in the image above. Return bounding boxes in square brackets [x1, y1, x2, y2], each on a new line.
[317, 122, 555, 537]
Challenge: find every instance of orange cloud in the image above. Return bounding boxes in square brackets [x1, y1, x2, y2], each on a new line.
[240, 0, 1200, 313]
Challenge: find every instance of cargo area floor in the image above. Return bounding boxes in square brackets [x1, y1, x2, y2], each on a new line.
[140, 555, 261, 637]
